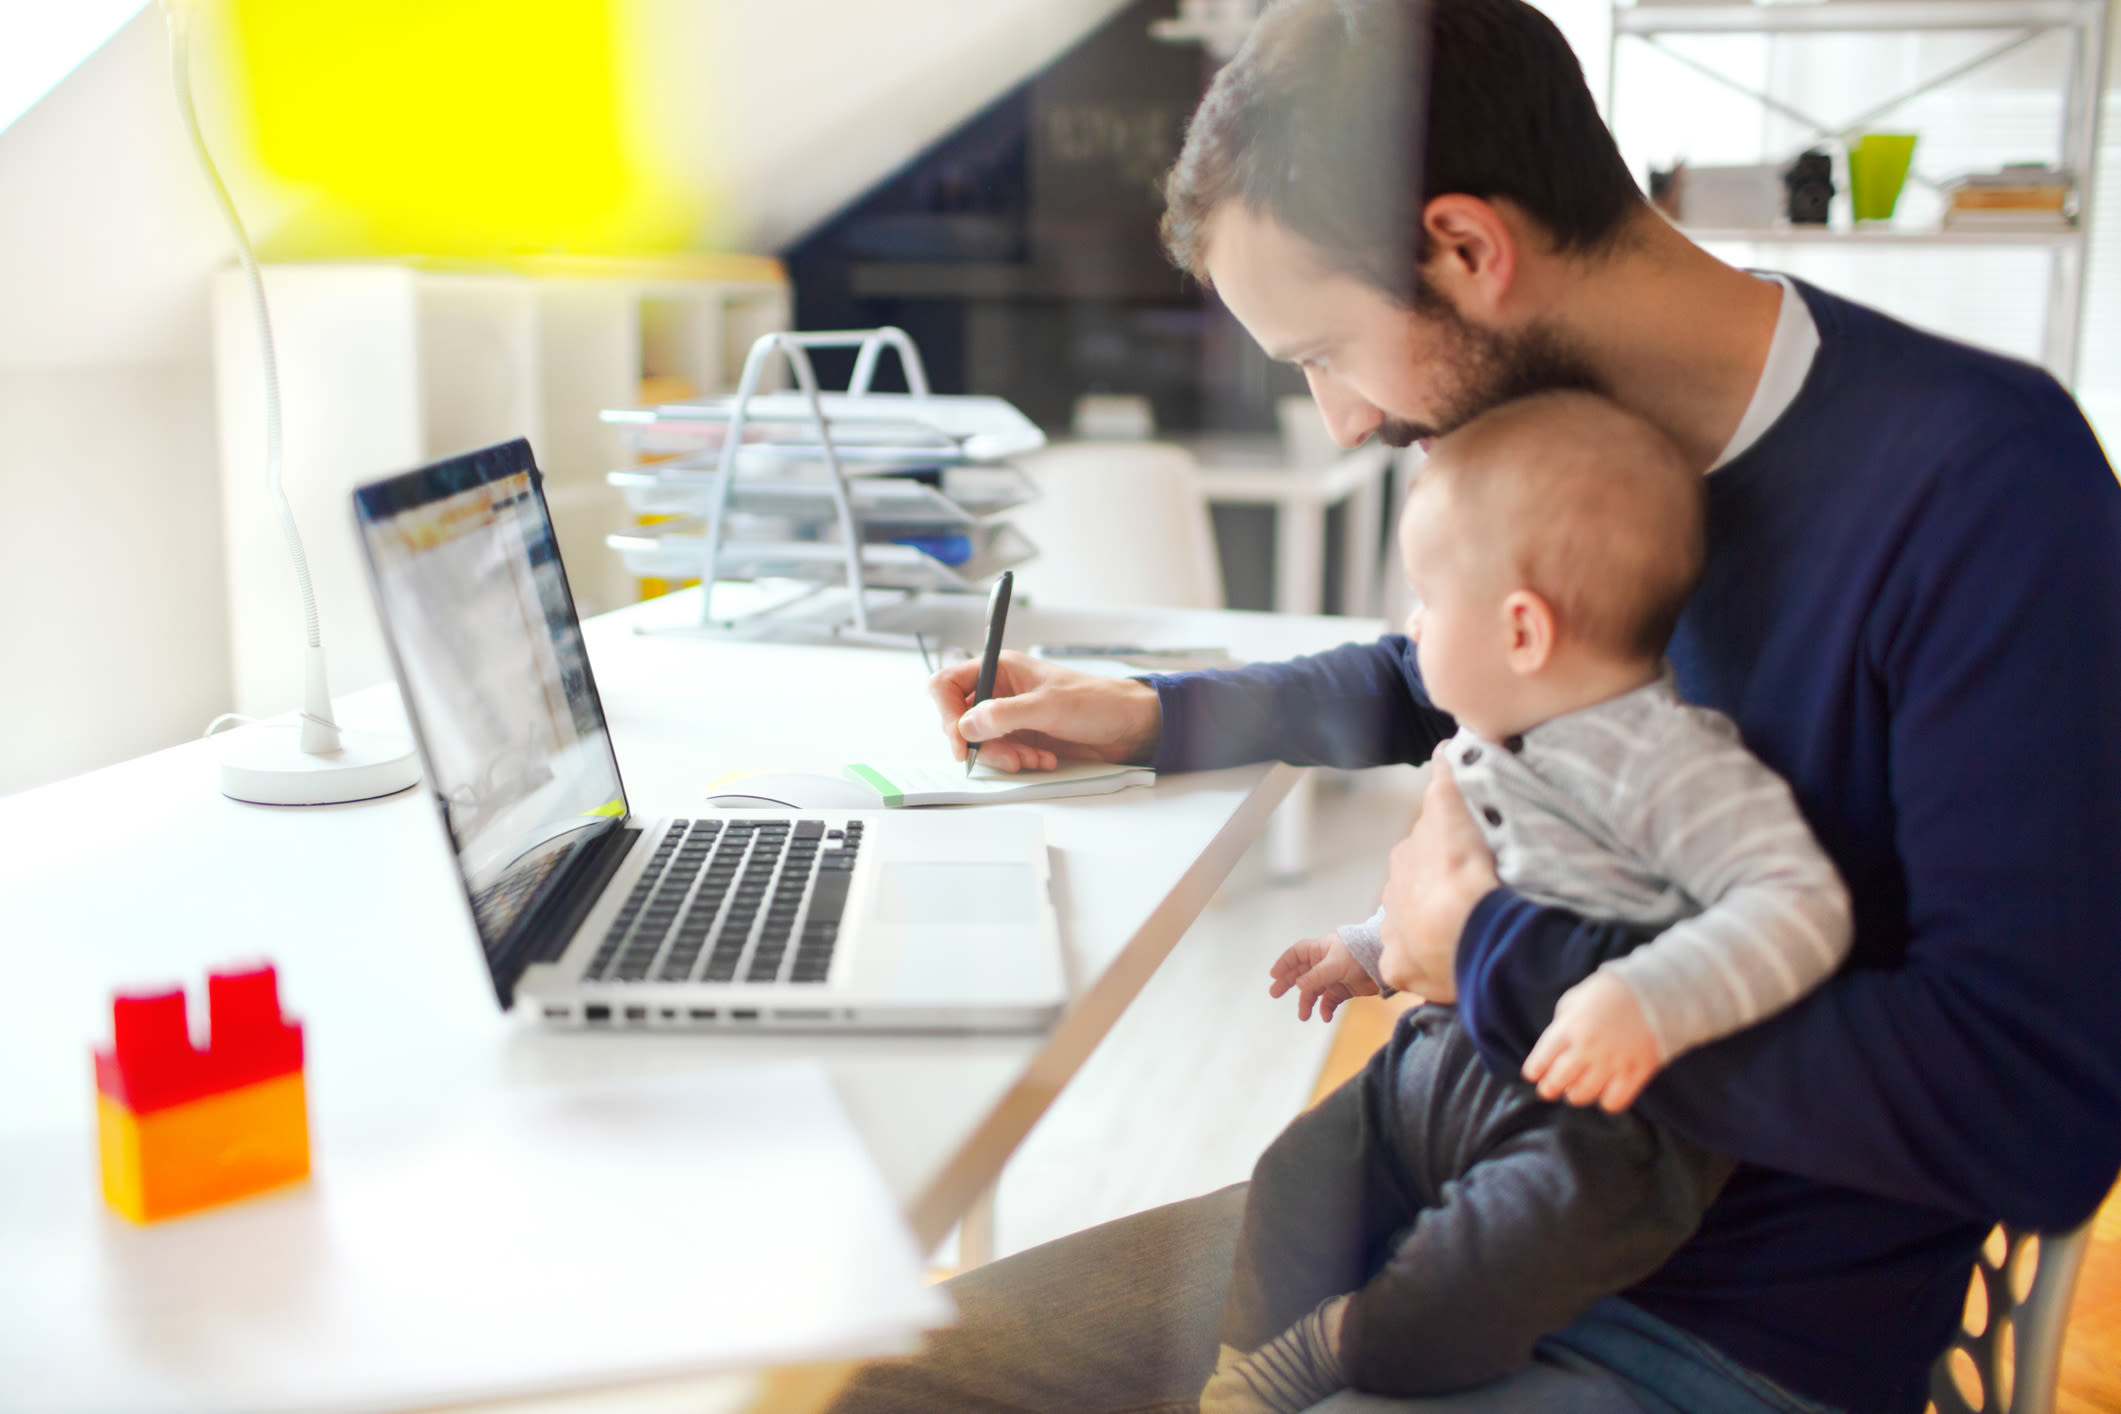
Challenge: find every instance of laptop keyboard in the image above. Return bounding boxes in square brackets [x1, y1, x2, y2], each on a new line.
[584, 818, 861, 986]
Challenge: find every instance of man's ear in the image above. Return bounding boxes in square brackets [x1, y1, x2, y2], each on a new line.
[1419, 195, 1518, 320]
[1501, 589, 1555, 675]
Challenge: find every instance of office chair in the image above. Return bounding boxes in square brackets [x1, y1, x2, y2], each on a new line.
[1930, 1221, 2092, 1414]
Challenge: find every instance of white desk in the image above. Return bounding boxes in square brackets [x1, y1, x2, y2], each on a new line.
[0, 588, 1378, 1410]
[1188, 436, 1399, 620]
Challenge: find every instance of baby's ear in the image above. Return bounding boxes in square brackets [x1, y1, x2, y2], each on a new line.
[1502, 589, 1556, 674]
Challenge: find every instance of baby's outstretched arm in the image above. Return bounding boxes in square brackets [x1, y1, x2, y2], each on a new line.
[1267, 926, 1382, 1022]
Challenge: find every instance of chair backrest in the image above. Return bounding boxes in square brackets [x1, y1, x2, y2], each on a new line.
[1929, 1222, 2092, 1414]
[1009, 441, 1224, 612]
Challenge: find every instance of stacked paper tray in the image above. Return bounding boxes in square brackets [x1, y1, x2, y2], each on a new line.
[607, 463, 1039, 524]
[607, 522, 1037, 595]
[602, 392, 1047, 467]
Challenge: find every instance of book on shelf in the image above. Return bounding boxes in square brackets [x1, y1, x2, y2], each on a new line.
[1940, 209, 2074, 233]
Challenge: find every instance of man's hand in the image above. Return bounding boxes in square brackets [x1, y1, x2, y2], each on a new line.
[1268, 934, 1381, 1022]
[929, 650, 1162, 773]
[1376, 750, 1500, 1002]
[1522, 972, 1662, 1112]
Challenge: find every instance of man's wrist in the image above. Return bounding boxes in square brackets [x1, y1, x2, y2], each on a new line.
[1118, 677, 1164, 765]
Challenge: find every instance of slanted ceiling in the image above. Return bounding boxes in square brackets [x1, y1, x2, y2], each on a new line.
[0, 2, 148, 138]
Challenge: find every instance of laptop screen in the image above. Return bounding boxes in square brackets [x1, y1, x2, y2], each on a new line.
[353, 440, 626, 988]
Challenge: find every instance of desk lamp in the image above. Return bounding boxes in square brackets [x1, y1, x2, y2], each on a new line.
[163, 0, 420, 805]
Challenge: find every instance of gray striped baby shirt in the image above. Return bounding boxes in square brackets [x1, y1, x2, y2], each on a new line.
[1341, 673, 1852, 1064]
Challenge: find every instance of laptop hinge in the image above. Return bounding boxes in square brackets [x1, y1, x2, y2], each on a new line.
[494, 824, 642, 1007]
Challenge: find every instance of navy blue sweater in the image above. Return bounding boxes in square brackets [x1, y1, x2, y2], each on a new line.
[1145, 281, 2121, 1413]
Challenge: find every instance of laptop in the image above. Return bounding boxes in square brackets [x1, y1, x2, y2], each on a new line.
[352, 438, 1067, 1031]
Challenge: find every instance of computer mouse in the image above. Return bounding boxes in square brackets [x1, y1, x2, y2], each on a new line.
[704, 771, 884, 811]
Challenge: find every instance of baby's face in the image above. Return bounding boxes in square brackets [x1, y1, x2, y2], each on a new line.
[1399, 484, 1529, 739]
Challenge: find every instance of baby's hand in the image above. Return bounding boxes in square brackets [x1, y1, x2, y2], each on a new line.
[1522, 972, 1661, 1112]
[1267, 934, 1379, 1023]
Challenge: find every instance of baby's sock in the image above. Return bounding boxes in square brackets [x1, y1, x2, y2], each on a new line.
[1198, 1295, 1348, 1414]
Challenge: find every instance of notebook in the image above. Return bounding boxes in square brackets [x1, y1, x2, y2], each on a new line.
[844, 759, 1156, 808]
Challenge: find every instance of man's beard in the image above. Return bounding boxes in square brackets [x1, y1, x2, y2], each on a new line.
[1374, 290, 1606, 448]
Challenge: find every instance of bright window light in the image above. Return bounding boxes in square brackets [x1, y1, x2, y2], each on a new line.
[0, 1, 150, 137]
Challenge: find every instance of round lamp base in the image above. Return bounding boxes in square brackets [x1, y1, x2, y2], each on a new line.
[217, 724, 422, 807]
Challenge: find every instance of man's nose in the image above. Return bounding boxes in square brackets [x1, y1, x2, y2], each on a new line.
[1305, 371, 1382, 449]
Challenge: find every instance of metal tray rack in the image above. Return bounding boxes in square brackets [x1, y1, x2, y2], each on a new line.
[602, 327, 1044, 644]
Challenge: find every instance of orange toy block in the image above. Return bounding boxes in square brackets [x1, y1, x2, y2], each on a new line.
[94, 963, 310, 1223]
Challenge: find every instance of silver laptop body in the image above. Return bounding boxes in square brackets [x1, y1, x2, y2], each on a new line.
[353, 438, 1066, 1032]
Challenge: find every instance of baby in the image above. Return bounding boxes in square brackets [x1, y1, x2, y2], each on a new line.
[1203, 390, 1853, 1410]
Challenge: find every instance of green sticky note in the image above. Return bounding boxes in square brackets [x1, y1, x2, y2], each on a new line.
[843, 764, 904, 807]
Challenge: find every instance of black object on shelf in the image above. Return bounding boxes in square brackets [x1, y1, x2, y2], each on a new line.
[1784, 150, 1834, 225]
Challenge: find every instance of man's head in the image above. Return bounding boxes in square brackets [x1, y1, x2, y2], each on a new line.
[1162, 0, 1644, 447]
[1397, 391, 1703, 738]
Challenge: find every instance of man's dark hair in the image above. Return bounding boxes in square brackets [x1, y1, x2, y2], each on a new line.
[1161, 0, 1641, 302]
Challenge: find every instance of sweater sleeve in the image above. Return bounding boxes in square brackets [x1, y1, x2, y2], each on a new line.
[1338, 906, 1391, 992]
[1143, 635, 1455, 772]
[1457, 418, 2121, 1230]
[1598, 723, 1853, 1063]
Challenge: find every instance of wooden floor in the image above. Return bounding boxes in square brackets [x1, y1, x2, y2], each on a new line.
[1313, 996, 2121, 1414]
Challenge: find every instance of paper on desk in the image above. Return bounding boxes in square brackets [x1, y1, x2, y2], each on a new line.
[0, 1063, 950, 1414]
[845, 758, 1154, 807]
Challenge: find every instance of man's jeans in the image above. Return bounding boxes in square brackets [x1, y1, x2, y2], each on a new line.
[827, 1184, 1840, 1414]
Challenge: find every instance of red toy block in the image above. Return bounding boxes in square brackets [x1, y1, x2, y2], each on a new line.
[94, 963, 304, 1115]
[95, 963, 310, 1222]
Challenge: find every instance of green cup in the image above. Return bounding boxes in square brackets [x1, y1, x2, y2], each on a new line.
[1849, 133, 1918, 222]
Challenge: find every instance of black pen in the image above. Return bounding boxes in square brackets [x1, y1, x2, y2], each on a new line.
[965, 570, 1014, 777]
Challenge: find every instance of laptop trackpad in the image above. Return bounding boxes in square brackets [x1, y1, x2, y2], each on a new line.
[875, 862, 1048, 1001]
[874, 862, 1037, 924]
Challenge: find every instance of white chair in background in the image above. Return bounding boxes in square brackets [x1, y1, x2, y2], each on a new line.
[1010, 441, 1225, 611]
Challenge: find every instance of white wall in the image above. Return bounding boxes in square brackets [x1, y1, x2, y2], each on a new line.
[0, 7, 234, 797]
[0, 369, 227, 793]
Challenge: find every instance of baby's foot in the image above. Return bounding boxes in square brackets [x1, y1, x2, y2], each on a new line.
[1198, 1296, 1349, 1414]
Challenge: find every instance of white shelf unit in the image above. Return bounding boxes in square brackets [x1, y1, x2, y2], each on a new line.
[210, 256, 789, 718]
[1610, 0, 2111, 382]
[602, 328, 1047, 645]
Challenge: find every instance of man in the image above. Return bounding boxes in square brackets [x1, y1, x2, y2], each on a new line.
[835, 0, 2121, 1409]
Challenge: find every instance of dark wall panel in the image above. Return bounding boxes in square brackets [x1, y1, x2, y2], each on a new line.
[783, 0, 1306, 436]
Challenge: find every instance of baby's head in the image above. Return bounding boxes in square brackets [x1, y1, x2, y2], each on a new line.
[1399, 390, 1703, 740]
